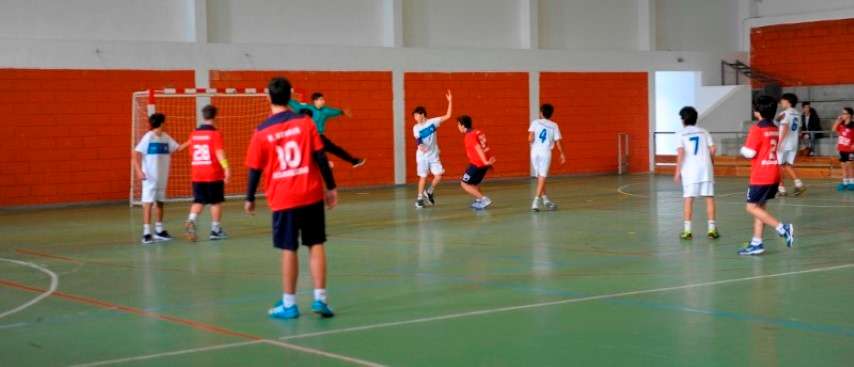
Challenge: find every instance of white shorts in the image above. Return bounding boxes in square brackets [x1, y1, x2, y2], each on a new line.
[683, 181, 714, 198]
[141, 180, 167, 203]
[779, 149, 797, 165]
[531, 153, 552, 177]
[416, 155, 444, 178]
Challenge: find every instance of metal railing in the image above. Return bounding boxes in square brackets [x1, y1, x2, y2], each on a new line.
[653, 130, 839, 166]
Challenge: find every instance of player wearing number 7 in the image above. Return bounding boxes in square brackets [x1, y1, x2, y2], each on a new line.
[528, 103, 565, 211]
[673, 106, 718, 240]
[183, 105, 230, 242]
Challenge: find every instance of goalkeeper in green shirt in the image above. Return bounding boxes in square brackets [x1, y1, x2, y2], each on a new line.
[289, 92, 366, 168]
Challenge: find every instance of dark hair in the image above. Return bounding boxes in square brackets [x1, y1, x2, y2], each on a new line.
[413, 106, 426, 116]
[202, 105, 217, 120]
[844, 107, 854, 116]
[148, 113, 166, 129]
[679, 106, 698, 126]
[801, 101, 811, 107]
[457, 115, 473, 129]
[300, 108, 314, 118]
[540, 103, 554, 119]
[311, 92, 324, 101]
[754, 95, 778, 120]
[267, 77, 292, 106]
[781, 93, 799, 106]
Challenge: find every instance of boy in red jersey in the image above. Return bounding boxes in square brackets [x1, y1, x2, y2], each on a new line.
[457, 115, 495, 210]
[245, 77, 338, 319]
[832, 107, 854, 191]
[184, 105, 230, 242]
[738, 95, 794, 256]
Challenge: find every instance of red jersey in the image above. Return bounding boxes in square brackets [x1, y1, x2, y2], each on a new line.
[189, 125, 225, 182]
[464, 129, 493, 168]
[836, 123, 854, 153]
[245, 111, 325, 211]
[743, 119, 781, 185]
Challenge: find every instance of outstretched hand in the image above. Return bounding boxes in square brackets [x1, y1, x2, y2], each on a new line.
[446, 89, 452, 102]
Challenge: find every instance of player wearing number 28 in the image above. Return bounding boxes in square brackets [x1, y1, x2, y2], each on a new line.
[184, 105, 231, 242]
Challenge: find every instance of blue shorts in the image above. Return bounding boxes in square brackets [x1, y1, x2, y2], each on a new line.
[461, 164, 489, 186]
[272, 201, 326, 251]
[746, 184, 778, 204]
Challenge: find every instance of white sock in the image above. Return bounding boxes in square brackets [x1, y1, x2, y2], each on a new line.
[282, 293, 296, 308]
[794, 179, 803, 188]
[708, 220, 716, 231]
[426, 186, 434, 194]
[143, 224, 152, 235]
[683, 221, 691, 232]
[211, 221, 220, 232]
[188, 212, 198, 222]
[155, 222, 164, 233]
[314, 289, 327, 303]
[751, 237, 763, 245]
[778, 185, 787, 192]
[846, 178, 852, 185]
[775, 223, 786, 235]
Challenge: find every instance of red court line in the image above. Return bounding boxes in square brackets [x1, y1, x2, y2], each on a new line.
[0, 278, 261, 341]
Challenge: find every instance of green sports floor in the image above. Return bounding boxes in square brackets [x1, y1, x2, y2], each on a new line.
[1, 175, 853, 367]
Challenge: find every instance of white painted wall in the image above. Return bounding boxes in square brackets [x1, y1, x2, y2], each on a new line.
[0, 0, 195, 42]
[538, 0, 639, 50]
[206, 0, 386, 46]
[655, 0, 740, 53]
[756, 0, 854, 17]
[655, 71, 697, 154]
[402, 0, 524, 49]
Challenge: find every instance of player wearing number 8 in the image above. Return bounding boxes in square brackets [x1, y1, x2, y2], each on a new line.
[183, 105, 230, 242]
[673, 106, 718, 240]
[528, 104, 565, 211]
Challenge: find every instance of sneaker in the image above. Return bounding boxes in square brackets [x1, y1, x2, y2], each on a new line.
[470, 198, 482, 209]
[849, 184, 854, 191]
[707, 228, 720, 240]
[415, 198, 425, 208]
[543, 200, 558, 211]
[425, 190, 435, 206]
[836, 183, 847, 192]
[184, 220, 197, 242]
[141, 234, 155, 245]
[311, 300, 335, 318]
[777, 189, 788, 197]
[738, 242, 765, 256]
[352, 158, 366, 168]
[209, 229, 228, 241]
[153, 231, 172, 242]
[530, 198, 541, 212]
[473, 197, 493, 210]
[269, 302, 300, 319]
[680, 230, 693, 240]
[793, 186, 806, 196]
[779, 223, 795, 248]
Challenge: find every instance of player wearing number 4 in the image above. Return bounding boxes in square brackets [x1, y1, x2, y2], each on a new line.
[184, 105, 230, 242]
[673, 107, 719, 240]
[776, 93, 806, 196]
[738, 95, 795, 256]
[528, 103, 565, 211]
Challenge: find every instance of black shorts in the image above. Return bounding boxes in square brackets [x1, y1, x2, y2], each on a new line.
[192, 181, 225, 204]
[746, 184, 779, 204]
[840, 151, 853, 162]
[272, 201, 326, 251]
[461, 164, 489, 186]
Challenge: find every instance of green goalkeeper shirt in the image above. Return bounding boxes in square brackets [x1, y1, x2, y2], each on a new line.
[288, 100, 343, 134]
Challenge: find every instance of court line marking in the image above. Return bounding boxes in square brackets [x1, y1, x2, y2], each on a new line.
[261, 340, 386, 367]
[0, 258, 58, 319]
[279, 262, 854, 341]
[617, 183, 741, 198]
[68, 341, 264, 367]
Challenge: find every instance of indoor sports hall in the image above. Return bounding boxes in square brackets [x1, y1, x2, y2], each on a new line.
[1, 1, 853, 366]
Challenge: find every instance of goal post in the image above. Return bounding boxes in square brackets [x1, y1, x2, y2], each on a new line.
[130, 88, 273, 206]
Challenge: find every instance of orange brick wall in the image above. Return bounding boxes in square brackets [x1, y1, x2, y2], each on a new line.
[539, 72, 649, 174]
[404, 72, 530, 183]
[751, 18, 854, 86]
[210, 71, 394, 188]
[0, 69, 195, 206]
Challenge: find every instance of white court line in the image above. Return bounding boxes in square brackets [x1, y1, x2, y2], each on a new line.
[69, 340, 263, 367]
[280, 263, 854, 341]
[617, 183, 741, 198]
[0, 257, 58, 319]
[261, 340, 386, 367]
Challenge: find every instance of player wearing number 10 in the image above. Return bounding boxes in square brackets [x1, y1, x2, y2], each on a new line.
[245, 77, 338, 319]
[673, 106, 718, 240]
[184, 105, 230, 242]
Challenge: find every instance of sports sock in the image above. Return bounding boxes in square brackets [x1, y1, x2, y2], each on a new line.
[708, 220, 716, 231]
[775, 223, 786, 235]
[794, 179, 803, 188]
[188, 212, 198, 222]
[155, 222, 164, 233]
[314, 289, 327, 302]
[542, 195, 552, 203]
[778, 185, 787, 193]
[143, 224, 152, 235]
[282, 293, 296, 308]
[426, 186, 434, 195]
[211, 221, 220, 232]
[683, 221, 691, 232]
[751, 237, 762, 246]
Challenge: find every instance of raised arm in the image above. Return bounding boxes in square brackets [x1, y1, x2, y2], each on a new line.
[832, 115, 844, 132]
[438, 90, 453, 123]
[288, 99, 309, 112]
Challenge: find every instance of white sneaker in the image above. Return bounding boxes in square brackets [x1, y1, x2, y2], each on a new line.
[531, 198, 541, 212]
[543, 199, 558, 211]
[477, 196, 493, 210]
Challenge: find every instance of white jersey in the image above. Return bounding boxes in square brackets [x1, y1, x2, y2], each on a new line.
[413, 117, 443, 160]
[528, 119, 562, 156]
[778, 107, 801, 151]
[134, 130, 179, 186]
[677, 126, 715, 184]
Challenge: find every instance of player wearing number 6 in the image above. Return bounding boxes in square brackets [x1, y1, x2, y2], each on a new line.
[245, 77, 338, 319]
[776, 93, 806, 196]
[184, 105, 230, 242]
[528, 103, 565, 211]
[673, 106, 718, 240]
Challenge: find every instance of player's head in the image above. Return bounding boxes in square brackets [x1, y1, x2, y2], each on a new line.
[267, 77, 292, 107]
[843, 107, 853, 123]
[300, 108, 314, 118]
[679, 106, 698, 126]
[457, 115, 473, 133]
[754, 95, 778, 120]
[311, 92, 326, 108]
[412, 106, 427, 122]
[780, 93, 798, 108]
[148, 113, 166, 130]
[540, 104, 554, 119]
[202, 104, 217, 123]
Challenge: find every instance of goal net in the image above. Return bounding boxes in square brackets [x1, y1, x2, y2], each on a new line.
[130, 88, 280, 205]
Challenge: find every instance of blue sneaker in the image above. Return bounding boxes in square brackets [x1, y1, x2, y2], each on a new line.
[269, 301, 299, 319]
[778, 223, 795, 248]
[849, 184, 854, 191]
[311, 300, 335, 318]
[837, 183, 848, 192]
[738, 243, 765, 256]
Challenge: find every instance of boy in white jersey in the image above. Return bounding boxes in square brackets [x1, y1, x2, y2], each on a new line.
[412, 90, 453, 208]
[528, 103, 566, 211]
[776, 93, 806, 196]
[673, 107, 719, 240]
[133, 113, 186, 244]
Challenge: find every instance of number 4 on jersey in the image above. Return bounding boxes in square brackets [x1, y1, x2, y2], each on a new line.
[538, 129, 547, 143]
